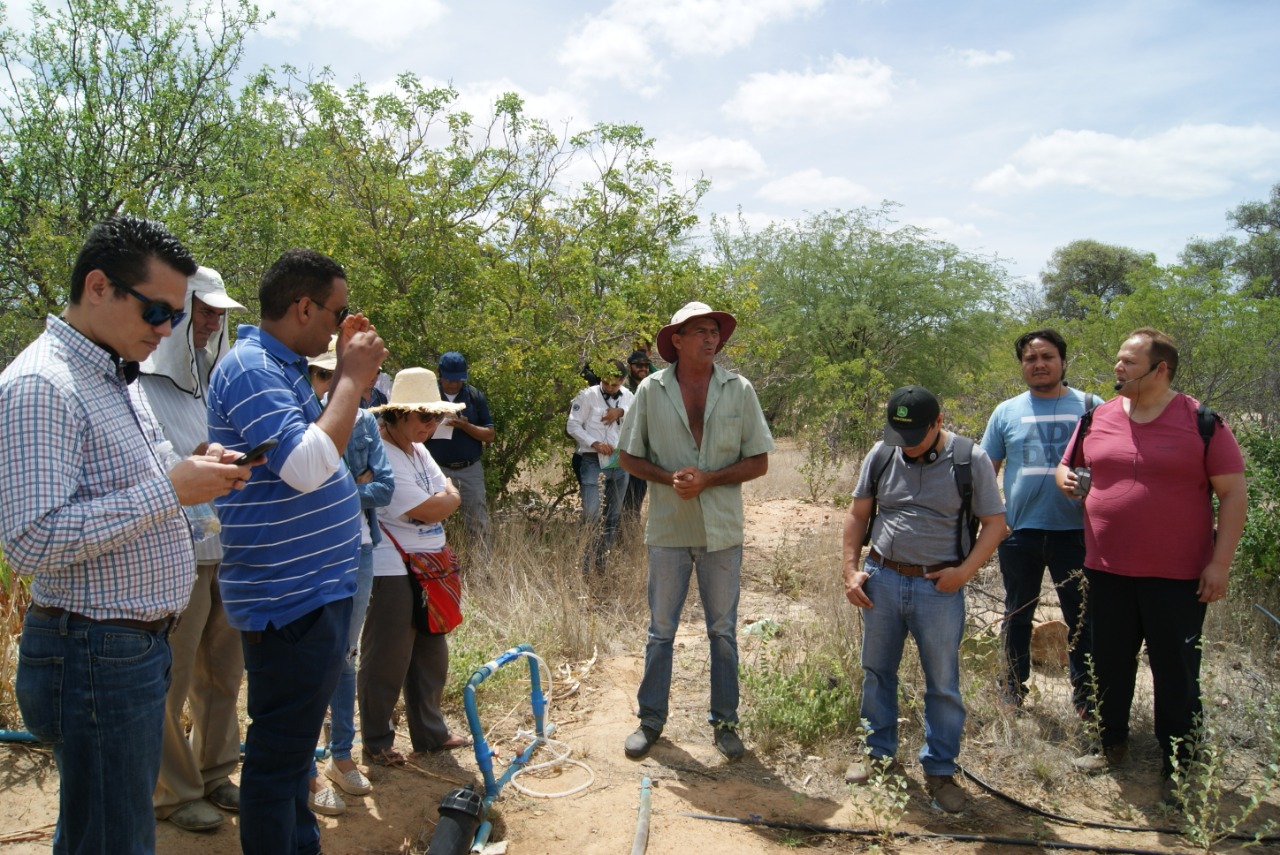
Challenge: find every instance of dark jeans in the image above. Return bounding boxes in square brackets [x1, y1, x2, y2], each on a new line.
[240, 597, 351, 855]
[622, 470, 647, 520]
[998, 528, 1092, 708]
[1085, 569, 1206, 775]
[16, 609, 171, 855]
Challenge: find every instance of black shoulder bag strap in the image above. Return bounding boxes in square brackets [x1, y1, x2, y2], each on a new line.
[952, 435, 977, 561]
[860, 443, 896, 548]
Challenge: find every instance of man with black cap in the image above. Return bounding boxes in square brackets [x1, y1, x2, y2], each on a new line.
[426, 351, 495, 551]
[617, 301, 774, 763]
[841, 386, 1005, 813]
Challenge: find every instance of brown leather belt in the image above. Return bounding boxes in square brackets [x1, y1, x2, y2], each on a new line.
[30, 604, 175, 634]
[866, 548, 951, 578]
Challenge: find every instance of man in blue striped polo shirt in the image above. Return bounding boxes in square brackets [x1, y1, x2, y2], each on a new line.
[207, 249, 388, 855]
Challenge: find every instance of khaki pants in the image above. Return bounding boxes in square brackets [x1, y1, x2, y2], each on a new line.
[154, 562, 244, 817]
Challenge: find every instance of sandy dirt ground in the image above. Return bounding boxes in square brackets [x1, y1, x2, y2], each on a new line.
[1, 497, 1276, 854]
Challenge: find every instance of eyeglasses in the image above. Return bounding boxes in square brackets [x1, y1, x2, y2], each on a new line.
[296, 296, 350, 327]
[413, 411, 443, 424]
[110, 278, 186, 327]
[311, 368, 334, 381]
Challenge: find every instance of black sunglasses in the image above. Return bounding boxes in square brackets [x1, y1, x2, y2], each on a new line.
[311, 368, 334, 381]
[110, 278, 186, 327]
[297, 296, 350, 327]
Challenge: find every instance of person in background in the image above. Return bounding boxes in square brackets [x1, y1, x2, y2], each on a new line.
[981, 329, 1101, 712]
[567, 359, 633, 572]
[140, 266, 248, 833]
[621, 350, 652, 522]
[0, 216, 250, 854]
[360, 368, 472, 766]
[425, 351, 494, 554]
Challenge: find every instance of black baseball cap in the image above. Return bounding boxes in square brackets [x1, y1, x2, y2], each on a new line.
[884, 385, 940, 447]
[628, 350, 650, 366]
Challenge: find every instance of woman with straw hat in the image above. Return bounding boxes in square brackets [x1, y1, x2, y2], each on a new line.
[358, 368, 473, 765]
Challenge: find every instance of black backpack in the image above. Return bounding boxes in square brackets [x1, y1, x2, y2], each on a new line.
[861, 435, 977, 562]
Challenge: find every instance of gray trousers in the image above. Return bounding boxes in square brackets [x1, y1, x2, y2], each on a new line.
[357, 574, 450, 753]
[447, 460, 491, 549]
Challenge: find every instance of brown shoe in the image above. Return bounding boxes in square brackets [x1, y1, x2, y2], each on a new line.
[845, 756, 905, 785]
[924, 774, 966, 813]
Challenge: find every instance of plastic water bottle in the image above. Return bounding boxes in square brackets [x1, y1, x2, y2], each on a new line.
[156, 440, 221, 543]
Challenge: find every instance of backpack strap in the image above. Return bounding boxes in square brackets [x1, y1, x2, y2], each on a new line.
[951, 436, 977, 561]
[1065, 407, 1096, 469]
[1196, 403, 1218, 457]
[860, 443, 896, 548]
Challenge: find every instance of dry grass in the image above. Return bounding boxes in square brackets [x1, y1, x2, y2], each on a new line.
[0, 557, 30, 730]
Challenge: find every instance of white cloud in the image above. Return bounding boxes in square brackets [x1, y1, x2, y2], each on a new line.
[722, 54, 894, 129]
[954, 48, 1014, 68]
[453, 81, 592, 130]
[907, 216, 982, 244]
[658, 135, 768, 190]
[259, 0, 448, 49]
[975, 124, 1280, 199]
[756, 168, 877, 207]
[559, 0, 825, 90]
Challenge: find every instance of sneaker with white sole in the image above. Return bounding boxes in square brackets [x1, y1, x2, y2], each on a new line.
[308, 785, 346, 816]
[324, 758, 372, 796]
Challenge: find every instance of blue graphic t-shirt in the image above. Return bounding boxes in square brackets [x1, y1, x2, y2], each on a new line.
[980, 389, 1102, 530]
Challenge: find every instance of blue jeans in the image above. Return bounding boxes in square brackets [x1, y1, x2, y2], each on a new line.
[240, 597, 351, 855]
[16, 609, 172, 854]
[326, 544, 375, 760]
[858, 557, 966, 775]
[578, 455, 628, 570]
[998, 528, 1092, 708]
[636, 545, 741, 730]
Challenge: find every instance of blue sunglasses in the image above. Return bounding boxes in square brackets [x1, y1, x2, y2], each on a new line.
[110, 278, 186, 327]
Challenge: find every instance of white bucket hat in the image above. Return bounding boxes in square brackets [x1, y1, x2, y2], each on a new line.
[369, 367, 466, 415]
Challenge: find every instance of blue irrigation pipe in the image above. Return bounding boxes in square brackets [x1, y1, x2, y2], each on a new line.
[463, 643, 547, 853]
[0, 729, 38, 743]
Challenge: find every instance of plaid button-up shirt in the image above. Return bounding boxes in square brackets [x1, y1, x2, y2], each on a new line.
[0, 316, 193, 620]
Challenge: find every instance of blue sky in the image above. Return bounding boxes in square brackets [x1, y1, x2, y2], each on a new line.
[78, 0, 1280, 282]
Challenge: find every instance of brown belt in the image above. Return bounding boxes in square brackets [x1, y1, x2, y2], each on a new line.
[866, 548, 951, 578]
[30, 604, 175, 634]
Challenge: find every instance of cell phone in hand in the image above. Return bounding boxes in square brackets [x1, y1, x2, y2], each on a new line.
[232, 438, 279, 466]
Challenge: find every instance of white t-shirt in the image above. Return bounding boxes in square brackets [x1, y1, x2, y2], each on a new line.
[373, 440, 449, 577]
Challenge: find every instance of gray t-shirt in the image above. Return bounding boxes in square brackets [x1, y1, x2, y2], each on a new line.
[853, 434, 1004, 565]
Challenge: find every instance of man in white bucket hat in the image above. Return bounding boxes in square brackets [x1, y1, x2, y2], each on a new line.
[617, 301, 774, 762]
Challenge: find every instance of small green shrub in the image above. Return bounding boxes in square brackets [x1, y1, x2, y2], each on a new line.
[1238, 427, 1280, 582]
[741, 652, 860, 749]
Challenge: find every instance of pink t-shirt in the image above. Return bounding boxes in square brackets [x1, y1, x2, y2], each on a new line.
[1067, 393, 1244, 580]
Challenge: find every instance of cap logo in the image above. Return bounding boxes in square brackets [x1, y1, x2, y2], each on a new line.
[896, 406, 909, 418]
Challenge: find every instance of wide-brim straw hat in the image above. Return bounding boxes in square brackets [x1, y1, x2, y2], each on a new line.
[308, 335, 338, 371]
[655, 301, 737, 363]
[369, 367, 466, 415]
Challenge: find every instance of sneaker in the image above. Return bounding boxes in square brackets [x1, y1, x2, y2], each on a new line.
[324, 759, 372, 796]
[845, 756, 906, 785]
[308, 786, 346, 816]
[713, 725, 745, 762]
[207, 781, 240, 812]
[624, 725, 660, 759]
[166, 798, 224, 832]
[924, 774, 967, 813]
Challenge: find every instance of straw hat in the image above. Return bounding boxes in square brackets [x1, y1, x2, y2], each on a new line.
[307, 335, 338, 371]
[369, 367, 465, 415]
[655, 301, 737, 363]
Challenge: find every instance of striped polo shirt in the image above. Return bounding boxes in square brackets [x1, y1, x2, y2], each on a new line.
[206, 325, 360, 631]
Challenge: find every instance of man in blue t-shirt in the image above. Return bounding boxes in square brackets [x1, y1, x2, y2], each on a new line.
[207, 249, 387, 855]
[981, 329, 1101, 712]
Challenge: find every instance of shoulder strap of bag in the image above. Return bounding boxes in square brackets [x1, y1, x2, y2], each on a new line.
[952, 435, 977, 561]
[861, 443, 896, 547]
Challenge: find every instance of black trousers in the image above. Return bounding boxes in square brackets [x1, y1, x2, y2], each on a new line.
[1085, 568, 1206, 775]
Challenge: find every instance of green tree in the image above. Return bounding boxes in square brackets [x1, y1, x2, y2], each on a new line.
[1182, 183, 1280, 297]
[1040, 239, 1152, 320]
[715, 205, 1010, 457]
[0, 0, 264, 321]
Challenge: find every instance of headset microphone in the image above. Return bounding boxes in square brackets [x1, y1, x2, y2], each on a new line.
[1113, 363, 1158, 392]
